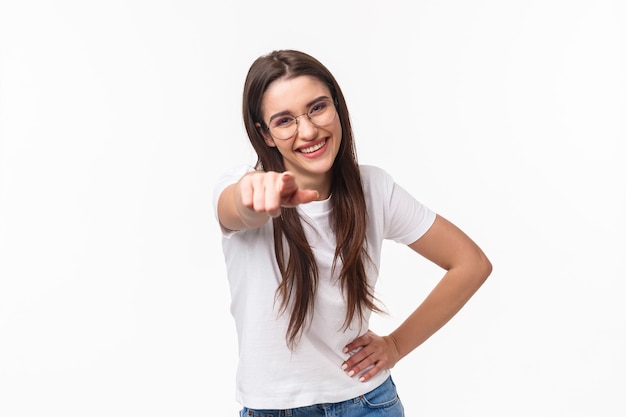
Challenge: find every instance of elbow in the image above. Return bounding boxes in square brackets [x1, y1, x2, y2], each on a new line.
[450, 252, 492, 289]
[476, 253, 492, 284]
[459, 249, 492, 287]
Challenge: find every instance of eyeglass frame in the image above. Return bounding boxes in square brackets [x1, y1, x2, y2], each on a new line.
[261, 97, 339, 140]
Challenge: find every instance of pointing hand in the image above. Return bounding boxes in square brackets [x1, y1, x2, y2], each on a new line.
[238, 171, 319, 218]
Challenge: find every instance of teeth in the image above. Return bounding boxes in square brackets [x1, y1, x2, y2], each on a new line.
[300, 140, 325, 154]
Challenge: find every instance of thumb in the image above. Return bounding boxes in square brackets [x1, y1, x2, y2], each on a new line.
[279, 172, 320, 206]
[293, 189, 319, 204]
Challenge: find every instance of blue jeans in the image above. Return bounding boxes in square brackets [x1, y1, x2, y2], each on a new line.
[239, 376, 405, 417]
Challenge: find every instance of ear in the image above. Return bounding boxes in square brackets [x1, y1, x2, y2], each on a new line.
[256, 122, 276, 147]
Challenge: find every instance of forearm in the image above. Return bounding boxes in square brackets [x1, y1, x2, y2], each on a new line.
[389, 265, 489, 360]
[339, 215, 491, 382]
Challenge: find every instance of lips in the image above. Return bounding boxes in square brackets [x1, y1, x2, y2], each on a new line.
[299, 139, 327, 154]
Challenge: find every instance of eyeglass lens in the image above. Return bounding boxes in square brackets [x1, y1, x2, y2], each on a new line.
[268, 99, 335, 140]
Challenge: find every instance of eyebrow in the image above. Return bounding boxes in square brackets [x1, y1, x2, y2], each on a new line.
[267, 96, 332, 123]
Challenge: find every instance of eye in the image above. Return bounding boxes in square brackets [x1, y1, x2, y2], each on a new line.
[309, 100, 330, 115]
[271, 116, 294, 128]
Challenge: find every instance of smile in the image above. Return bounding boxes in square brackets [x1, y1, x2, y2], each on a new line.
[299, 140, 326, 154]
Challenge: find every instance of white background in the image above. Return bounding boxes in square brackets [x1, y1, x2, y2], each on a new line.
[1, 1, 624, 416]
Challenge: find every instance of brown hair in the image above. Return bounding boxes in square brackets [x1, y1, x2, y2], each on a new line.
[242, 50, 381, 347]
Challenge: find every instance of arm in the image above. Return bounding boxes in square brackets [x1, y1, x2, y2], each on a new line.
[341, 214, 492, 381]
[217, 171, 319, 231]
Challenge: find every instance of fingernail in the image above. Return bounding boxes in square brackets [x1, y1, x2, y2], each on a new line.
[347, 370, 355, 377]
[342, 347, 348, 353]
[341, 363, 348, 370]
[359, 377, 365, 382]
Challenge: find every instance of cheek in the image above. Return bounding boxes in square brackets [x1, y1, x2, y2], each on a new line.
[333, 122, 343, 143]
[273, 141, 292, 155]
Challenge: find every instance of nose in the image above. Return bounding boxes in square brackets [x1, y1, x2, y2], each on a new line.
[294, 114, 317, 139]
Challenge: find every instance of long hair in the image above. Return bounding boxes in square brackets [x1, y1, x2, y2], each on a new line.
[242, 50, 381, 348]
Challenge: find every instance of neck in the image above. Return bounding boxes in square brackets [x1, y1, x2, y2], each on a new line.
[297, 173, 332, 200]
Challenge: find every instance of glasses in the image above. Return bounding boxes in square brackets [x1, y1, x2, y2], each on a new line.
[265, 98, 337, 140]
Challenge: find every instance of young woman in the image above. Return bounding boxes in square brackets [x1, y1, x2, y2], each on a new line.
[214, 49, 492, 417]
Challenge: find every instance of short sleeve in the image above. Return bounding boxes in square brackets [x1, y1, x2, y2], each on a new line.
[384, 180, 436, 245]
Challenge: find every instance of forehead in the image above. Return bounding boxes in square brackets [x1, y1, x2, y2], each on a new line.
[262, 75, 331, 115]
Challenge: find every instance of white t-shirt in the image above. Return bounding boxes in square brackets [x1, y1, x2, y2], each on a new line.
[213, 164, 436, 409]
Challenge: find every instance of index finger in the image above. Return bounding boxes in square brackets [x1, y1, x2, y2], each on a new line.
[278, 172, 298, 197]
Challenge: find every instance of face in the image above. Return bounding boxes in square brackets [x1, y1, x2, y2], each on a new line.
[258, 75, 342, 197]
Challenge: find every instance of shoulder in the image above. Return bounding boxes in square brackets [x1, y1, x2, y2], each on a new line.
[358, 164, 395, 192]
[358, 164, 388, 177]
[214, 165, 255, 194]
[358, 164, 393, 181]
[216, 164, 256, 183]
